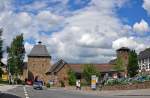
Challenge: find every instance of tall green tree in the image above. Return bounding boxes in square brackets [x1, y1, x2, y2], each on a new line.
[127, 50, 138, 77]
[0, 28, 3, 77]
[7, 34, 25, 76]
[0, 28, 3, 61]
[68, 69, 76, 85]
[83, 64, 100, 85]
[114, 56, 125, 72]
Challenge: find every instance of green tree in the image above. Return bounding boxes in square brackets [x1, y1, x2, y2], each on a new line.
[7, 34, 25, 76]
[114, 57, 125, 71]
[0, 28, 3, 78]
[83, 64, 100, 85]
[127, 50, 138, 77]
[68, 69, 76, 85]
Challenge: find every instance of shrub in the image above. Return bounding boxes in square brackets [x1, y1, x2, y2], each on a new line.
[0, 78, 9, 84]
[145, 75, 150, 81]
[105, 78, 129, 86]
[46, 83, 51, 88]
[83, 64, 100, 85]
[60, 81, 65, 87]
[68, 69, 76, 86]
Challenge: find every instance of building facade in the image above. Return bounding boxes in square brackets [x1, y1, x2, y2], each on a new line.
[138, 48, 150, 74]
[45, 47, 130, 86]
[26, 41, 52, 83]
[23, 44, 130, 86]
[116, 47, 130, 77]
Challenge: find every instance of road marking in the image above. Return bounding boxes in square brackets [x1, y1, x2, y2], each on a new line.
[23, 86, 30, 98]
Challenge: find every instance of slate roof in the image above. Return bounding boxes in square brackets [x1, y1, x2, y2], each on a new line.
[138, 48, 150, 60]
[109, 59, 116, 65]
[46, 59, 67, 74]
[117, 47, 130, 52]
[28, 42, 50, 57]
[46, 60, 117, 74]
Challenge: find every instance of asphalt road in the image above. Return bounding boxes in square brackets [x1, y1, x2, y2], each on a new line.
[2, 85, 150, 98]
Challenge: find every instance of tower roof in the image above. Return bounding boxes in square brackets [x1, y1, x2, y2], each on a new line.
[117, 47, 130, 52]
[28, 42, 50, 57]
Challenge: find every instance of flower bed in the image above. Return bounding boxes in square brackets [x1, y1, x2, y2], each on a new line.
[103, 81, 150, 90]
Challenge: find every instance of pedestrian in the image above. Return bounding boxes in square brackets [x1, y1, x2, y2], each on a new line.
[76, 80, 79, 90]
[76, 80, 81, 90]
[78, 80, 81, 90]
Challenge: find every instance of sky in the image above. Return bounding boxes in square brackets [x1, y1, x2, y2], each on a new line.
[0, 0, 150, 64]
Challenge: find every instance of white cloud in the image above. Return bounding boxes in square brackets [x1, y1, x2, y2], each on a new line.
[41, 0, 130, 63]
[133, 19, 149, 33]
[112, 37, 146, 52]
[36, 10, 63, 31]
[143, 0, 150, 15]
[1, 0, 149, 64]
[0, 1, 64, 63]
[0, 10, 63, 45]
[24, 42, 34, 62]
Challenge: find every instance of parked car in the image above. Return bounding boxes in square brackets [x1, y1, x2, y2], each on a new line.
[33, 81, 43, 90]
[26, 80, 33, 85]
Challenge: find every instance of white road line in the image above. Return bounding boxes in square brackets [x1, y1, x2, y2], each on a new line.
[23, 86, 30, 98]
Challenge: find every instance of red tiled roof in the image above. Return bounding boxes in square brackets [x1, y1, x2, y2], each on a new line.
[69, 64, 116, 73]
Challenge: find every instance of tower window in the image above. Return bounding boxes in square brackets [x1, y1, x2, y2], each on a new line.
[125, 56, 127, 60]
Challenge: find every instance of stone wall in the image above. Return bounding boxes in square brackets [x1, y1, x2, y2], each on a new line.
[56, 64, 70, 86]
[28, 57, 51, 83]
[103, 81, 150, 90]
[117, 50, 129, 77]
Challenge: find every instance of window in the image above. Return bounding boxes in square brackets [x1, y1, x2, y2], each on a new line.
[125, 56, 127, 60]
[142, 65, 145, 70]
[146, 65, 149, 69]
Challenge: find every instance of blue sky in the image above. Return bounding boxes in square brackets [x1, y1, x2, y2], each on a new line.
[117, 0, 149, 25]
[0, 0, 150, 64]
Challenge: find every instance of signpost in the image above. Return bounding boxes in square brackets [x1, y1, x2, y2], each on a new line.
[91, 75, 97, 90]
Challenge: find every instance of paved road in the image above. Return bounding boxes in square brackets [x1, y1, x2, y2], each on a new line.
[0, 93, 21, 98]
[2, 85, 150, 98]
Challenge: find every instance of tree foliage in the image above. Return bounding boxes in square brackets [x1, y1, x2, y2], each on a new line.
[83, 64, 100, 85]
[0, 28, 3, 77]
[114, 57, 125, 71]
[127, 50, 138, 77]
[7, 34, 25, 76]
[68, 69, 76, 85]
[0, 28, 3, 60]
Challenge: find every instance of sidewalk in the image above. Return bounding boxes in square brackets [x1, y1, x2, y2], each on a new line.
[0, 84, 18, 92]
[62, 87, 150, 96]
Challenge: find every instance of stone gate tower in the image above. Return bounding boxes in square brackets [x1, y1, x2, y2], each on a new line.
[27, 41, 51, 83]
[116, 47, 130, 77]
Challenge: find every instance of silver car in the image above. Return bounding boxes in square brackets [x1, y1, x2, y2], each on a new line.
[33, 81, 43, 90]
